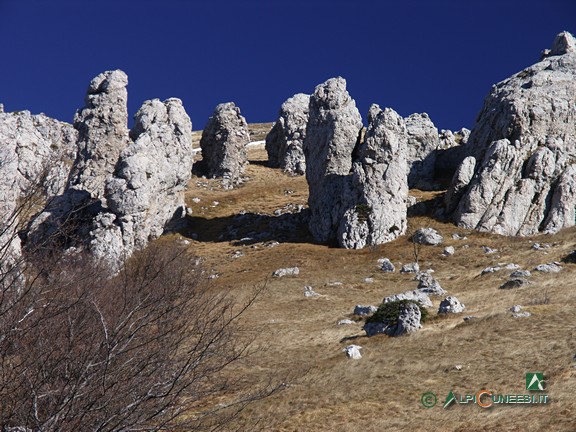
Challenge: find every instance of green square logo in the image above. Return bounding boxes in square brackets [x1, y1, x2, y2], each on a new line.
[526, 372, 545, 391]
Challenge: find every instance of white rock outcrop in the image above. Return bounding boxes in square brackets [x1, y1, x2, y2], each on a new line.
[26, 71, 194, 273]
[304, 77, 409, 249]
[68, 70, 130, 198]
[266, 93, 309, 175]
[304, 77, 363, 244]
[338, 105, 409, 248]
[448, 31, 576, 236]
[200, 102, 250, 189]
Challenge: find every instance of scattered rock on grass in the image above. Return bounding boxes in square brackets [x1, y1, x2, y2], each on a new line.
[343, 345, 362, 359]
[337, 319, 355, 325]
[510, 270, 531, 278]
[512, 311, 532, 318]
[304, 286, 320, 297]
[438, 296, 465, 314]
[443, 246, 455, 256]
[353, 305, 378, 316]
[379, 258, 395, 272]
[412, 228, 443, 245]
[534, 262, 562, 273]
[416, 273, 446, 296]
[272, 267, 300, 277]
[400, 262, 420, 274]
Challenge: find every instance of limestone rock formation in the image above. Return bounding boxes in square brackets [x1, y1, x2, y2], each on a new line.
[0, 109, 77, 287]
[26, 71, 194, 273]
[69, 70, 130, 198]
[304, 77, 363, 244]
[338, 105, 409, 248]
[405, 113, 439, 189]
[200, 102, 250, 188]
[448, 31, 576, 236]
[266, 93, 309, 175]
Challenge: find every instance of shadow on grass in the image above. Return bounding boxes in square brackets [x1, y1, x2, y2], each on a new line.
[174, 209, 318, 246]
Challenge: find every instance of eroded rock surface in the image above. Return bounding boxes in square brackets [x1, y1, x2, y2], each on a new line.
[448, 31, 576, 236]
[405, 113, 439, 189]
[69, 70, 129, 198]
[266, 93, 309, 175]
[200, 102, 250, 188]
[26, 71, 194, 273]
[304, 79, 410, 249]
[304, 77, 363, 244]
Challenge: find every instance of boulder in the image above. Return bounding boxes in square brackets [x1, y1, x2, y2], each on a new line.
[265, 93, 309, 175]
[272, 267, 300, 277]
[443, 246, 455, 256]
[400, 262, 420, 274]
[200, 102, 250, 188]
[379, 258, 396, 272]
[510, 269, 531, 278]
[69, 70, 130, 198]
[404, 113, 439, 189]
[416, 273, 446, 296]
[364, 301, 422, 337]
[448, 32, 576, 236]
[343, 345, 362, 359]
[534, 262, 562, 273]
[438, 296, 465, 314]
[412, 227, 443, 245]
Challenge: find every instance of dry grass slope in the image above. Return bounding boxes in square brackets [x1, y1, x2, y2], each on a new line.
[170, 142, 576, 431]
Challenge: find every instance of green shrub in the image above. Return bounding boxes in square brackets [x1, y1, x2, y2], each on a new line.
[365, 299, 428, 325]
[355, 203, 372, 222]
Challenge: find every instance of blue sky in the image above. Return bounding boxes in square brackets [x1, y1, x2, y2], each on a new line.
[1, 0, 574, 132]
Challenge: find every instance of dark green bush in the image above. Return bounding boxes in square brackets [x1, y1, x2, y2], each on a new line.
[365, 299, 428, 325]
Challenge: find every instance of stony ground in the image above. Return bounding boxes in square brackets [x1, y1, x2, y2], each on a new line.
[169, 139, 576, 431]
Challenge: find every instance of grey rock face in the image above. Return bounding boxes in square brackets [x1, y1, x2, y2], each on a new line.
[338, 105, 409, 248]
[266, 93, 309, 175]
[534, 262, 562, 273]
[200, 102, 250, 189]
[405, 113, 439, 189]
[364, 301, 422, 337]
[438, 296, 465, 314]
[449, 32, 576, 236]
[444, 156, 476, 214]
[0, 109, 77, 287]
[304, 77, 363, 244]
[69, 70, 130, 198]
[96, 98, 194, 267]
[412, 227, 443, 245]
[304, 79, 409, 249]
[27, 71, 194, 273]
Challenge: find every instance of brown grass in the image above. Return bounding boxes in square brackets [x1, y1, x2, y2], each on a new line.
[168, 144, 576, 431]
